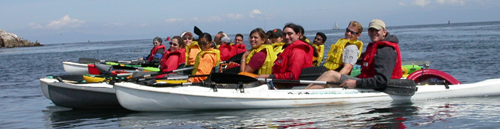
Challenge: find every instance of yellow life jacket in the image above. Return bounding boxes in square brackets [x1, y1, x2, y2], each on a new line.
[185, 41, 201, 65]
[304, 38, 310, 43]
[272, 42, 285, 54]
[323, 38, 363, 70]
[216, 45, 220, 49]
[245, 44, 277, 74]
[312, 44, 325, 66]
[191, 48, 221, 75]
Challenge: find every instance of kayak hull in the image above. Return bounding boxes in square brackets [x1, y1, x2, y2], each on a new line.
[39, 78, 123, 109]
[114, 78, 500, 111]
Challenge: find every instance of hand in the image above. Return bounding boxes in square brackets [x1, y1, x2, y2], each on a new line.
[340, 79, 357, 89]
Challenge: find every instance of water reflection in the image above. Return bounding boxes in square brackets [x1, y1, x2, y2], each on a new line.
[41, 100, 475, 128]
[113, 102, 421, 128]
[42, 106, 133, 128]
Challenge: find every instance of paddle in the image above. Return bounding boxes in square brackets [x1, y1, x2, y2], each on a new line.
[129, 67, 194, 79]
[78, 57, 140, 65]
[137, 74, 211, 86]
[209, 73, 417, 96]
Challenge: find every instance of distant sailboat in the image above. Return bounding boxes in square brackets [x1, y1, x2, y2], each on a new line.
[448, 20, 451, 24]
[333, 22, 339, 30]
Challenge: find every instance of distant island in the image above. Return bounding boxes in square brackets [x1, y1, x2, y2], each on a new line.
[0, 29, 42, 48]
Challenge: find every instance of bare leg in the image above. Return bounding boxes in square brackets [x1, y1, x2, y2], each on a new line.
[305, 70, 342, 89]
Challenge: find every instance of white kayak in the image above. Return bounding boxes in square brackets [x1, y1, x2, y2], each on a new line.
[62, 61, 89, 75]
[113, 78, 500, 111]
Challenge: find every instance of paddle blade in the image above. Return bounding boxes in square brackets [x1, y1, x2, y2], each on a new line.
[53, 75, 85, 82]
[78, 58, 100, 64]
[194, 26, 203, 36]
[387, 79, 417, 89]
[384, 87, 416, 96]
[94, 63, 113, 75]
[227, 52, 244, 62]
[298, 66, 327, 80]
[384, 79, 417, 96]
[210, 73, 257, 83]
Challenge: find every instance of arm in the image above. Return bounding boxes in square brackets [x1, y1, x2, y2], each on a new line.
[240, 51, 250, 72]
[356, 46, 397, 89]
[339, 64, 353, 75]
[339, 45, 359, 75]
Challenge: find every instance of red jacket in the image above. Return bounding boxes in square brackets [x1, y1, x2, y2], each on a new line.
[359, 41, 402, 79]
[147, 45, 167, 62]
[219, 44, 236, 61]
[272, 40, 314, 80]
[156, 48, 186, 78]
[233, 44, 247, 54]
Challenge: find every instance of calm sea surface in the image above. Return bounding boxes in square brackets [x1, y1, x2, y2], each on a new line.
[1, 21, 500, 128]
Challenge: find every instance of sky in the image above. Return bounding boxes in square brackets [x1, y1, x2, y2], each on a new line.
[1, 0, 499, 44]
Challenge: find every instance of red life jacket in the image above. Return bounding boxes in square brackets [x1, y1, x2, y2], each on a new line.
[159, 48, 186, 72]
[272, 40, 314, 80]
[233, 44, 247, 54]
[358, 41, 402, 79]
[156, 48, 186, 78]
[147, 45, 167, 62]
[219, 44, 236, 61]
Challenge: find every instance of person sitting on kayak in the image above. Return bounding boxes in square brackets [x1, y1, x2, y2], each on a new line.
[189, 33, 221, 82]
[219, 36, 237, 61]
[323, 21, 364, 75]
[306, 19, 402, 89]
[297, 25, 319, 64]
[182, 31, 201, 66]
[233, 33, 247, 54]
[140, 37, 166, 63]
[269, 29, 285, 54]
[257, 23, 314, 86]
[312, 32, 327, 66]
[156, 36, 186, 78]
[240, 28, 277, 74]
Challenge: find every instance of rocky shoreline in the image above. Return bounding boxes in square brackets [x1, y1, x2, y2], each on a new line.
[0, 30, 43, 48]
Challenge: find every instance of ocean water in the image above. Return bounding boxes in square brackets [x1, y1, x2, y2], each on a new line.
[1, 21, 500, 128]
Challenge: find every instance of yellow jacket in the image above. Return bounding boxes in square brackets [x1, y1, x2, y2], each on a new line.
[189, 48, 221, 82]
[245, 44, 277, 74]
[272, 42, 285, 54]
[185, 41, 201, 65]
[312, 44, 325, 66]
[323, 38, 363, 70]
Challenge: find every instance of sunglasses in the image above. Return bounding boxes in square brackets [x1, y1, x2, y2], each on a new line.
[183, 37, 192, 40]
[346, 28, 360, 35]
[169, 42, 178, 46]
[234, 39, 242, 42]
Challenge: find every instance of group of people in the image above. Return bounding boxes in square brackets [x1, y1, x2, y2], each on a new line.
[141, 19, 403, 90]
